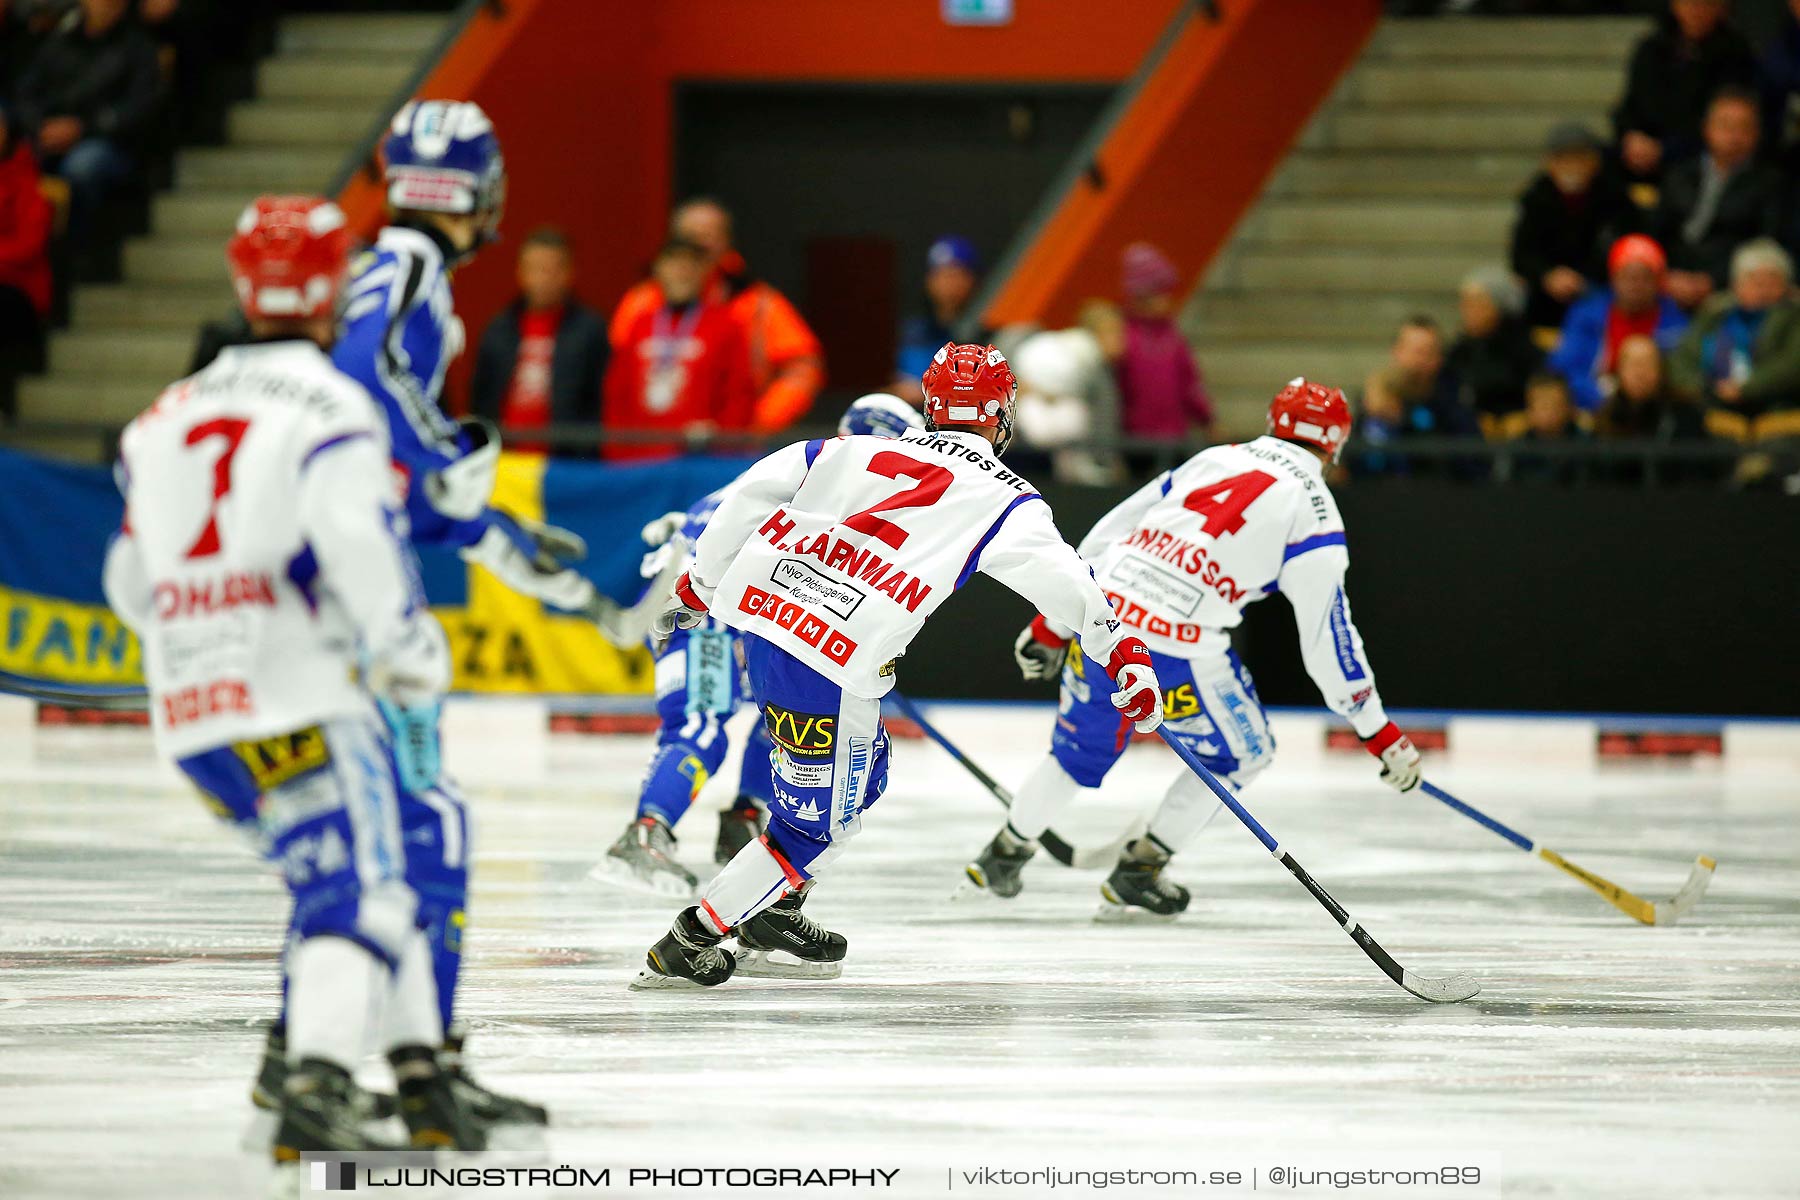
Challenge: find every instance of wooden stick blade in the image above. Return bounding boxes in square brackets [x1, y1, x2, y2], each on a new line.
[1652, 855, 1717, 926]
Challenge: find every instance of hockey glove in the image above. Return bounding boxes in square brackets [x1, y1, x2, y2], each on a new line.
[424, 418, 501, 522]
[462, 510, 596, 611]
[1362, 722, 1421, 793]
[640, 510, 689, 548]
[1012, 615, 1069, 683]
[651, 571, 711, 645]
[1105, 637, 1162, 734]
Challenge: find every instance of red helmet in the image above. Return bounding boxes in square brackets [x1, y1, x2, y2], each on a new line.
[921, 342, 1018, 454]
[226, 196, 353, 322]
[1267, 378, 1351, 462]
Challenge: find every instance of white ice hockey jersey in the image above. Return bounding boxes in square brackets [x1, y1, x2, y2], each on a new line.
[692, 429, 1132, 698]
[103, 340, 423, 758]
[1070, 436, 1391, 736]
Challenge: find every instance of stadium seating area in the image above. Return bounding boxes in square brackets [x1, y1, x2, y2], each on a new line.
[3, 0, 1797, 489]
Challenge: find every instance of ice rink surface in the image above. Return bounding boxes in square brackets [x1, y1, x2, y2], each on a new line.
[2, 705, 1797, 1199]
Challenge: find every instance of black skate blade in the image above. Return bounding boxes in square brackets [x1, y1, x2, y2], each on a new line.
[733, 948, 843, 980]
[587, 859, 697, 900]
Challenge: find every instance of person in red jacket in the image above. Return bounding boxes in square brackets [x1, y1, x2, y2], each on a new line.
[603, 237, 755, 461]
[0, 112, 54, 420]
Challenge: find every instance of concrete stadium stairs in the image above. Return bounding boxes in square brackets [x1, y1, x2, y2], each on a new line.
[15, 13, 445, 459]
[1188, 16, 1648, 436]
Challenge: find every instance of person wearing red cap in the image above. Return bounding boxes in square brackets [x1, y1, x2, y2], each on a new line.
[631, 343, 1164, 988]
[101, 197, 489, 1158]
[1547, 234, 1690, 411]
[963, 379, 1423, 919]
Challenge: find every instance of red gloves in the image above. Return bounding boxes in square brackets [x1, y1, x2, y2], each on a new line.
[1361, 722, 1421, 792]
[1105, 637, 1162, 733]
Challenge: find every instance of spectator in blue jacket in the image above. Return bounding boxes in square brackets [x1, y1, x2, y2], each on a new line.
[1547, 234, 1689, 412]
[892, 235, 990, 401]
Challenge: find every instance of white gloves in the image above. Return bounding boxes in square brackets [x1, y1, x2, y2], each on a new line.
[424, 418, 500, 522]
[651, 571, 711, 644]
[365, 613, 450, 708]
[1362, 722, 1422, 792]
[462, 512, 595, 611]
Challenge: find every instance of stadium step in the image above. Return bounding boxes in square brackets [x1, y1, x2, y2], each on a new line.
[258, 56, 417, 102]
[16, 376, 169, 428]
[1271, 152, 1542, 200]
[1319, 108, 1611, 154]
[73, 284, 234, 331]
[1353, 64, 1620, 108]
[151, 192, 262, 239]
[276, 13, 447, 56]
[1212, 247, 1474, 294]
[1187, 293, 1453, 345]
[122, 238, 237, 286]
[229, 101, 380, 148]
[176, 146, 343, 192]
[1366, 17, 1646, 63]
[1243, 199, 1512, 248]
[48, 330, 196, 380]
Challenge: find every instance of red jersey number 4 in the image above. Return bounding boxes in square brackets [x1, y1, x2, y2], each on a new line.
[1182, 469, 1275, 538]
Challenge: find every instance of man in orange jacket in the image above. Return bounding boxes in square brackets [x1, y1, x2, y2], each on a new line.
[610, 197, 824, 433]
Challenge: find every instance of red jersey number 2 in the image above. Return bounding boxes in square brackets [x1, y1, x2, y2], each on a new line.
[183, 417, 251, 558]
[1182, 469, 1276, 538]
[843, 451, 952, 550]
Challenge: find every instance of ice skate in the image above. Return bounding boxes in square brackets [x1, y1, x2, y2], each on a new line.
[590, 816, 699, 898]
[270, 1059, 407, 1164]
[735, 886, 846, 979]
[442, 1028, 548, 1129]
[632, 907, 738, 990]
[252, 1022, 397, 1122]
[389, 1045, 486, 1151]
[714, 801, 763, 865]
[1097, 839, 1190, 921]
[955, 825, 1037, 900]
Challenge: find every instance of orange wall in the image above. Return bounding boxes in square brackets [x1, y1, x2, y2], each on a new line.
[335, 0, 1367, 404]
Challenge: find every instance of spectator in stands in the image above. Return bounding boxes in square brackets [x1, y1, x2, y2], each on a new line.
[1447, 266, 1542, 432]
[1667, 237, 1800, 419]
[1546, 234, 1689, 411]
[1504, 373, 1591, 486]
[1115, 242, 1213, 457]
[610, 196, 823, 433]
[9, 0, 162, 242]
[603, 237, 754, 463]
[471, 227, 608, 458]
[1613, 0, 1756, 185]
[137, 0, 261, 142]
[1650, 87, 1784, 309]
[1511, 122, 1636, 328]
[0, 110, 54, 420]
[1011, 323, 1123, 484]
[1596, 334, 1714, 485]
[891, 236, 992, 403]
[1354, 315, 1482, 477]
[1759, 0, 1800, 159]
[2, 0, 64, 88]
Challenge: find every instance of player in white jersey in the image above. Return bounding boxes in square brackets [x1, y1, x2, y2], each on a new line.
[592, 393, 925, 901]
[959, 380, 1423, 917]
[629, 343, 1165, 989]
[100, 198, 486, 1157]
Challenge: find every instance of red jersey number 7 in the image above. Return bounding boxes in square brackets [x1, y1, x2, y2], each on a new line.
[183, 417, 251, 559]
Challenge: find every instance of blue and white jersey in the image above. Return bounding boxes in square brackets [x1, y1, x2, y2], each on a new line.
[333, 224, 486, 550]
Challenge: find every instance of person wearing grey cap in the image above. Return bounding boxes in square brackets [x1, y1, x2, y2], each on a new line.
[1510, 121, 1636, 328]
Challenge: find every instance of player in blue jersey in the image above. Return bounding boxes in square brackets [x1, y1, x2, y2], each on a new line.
[253, 100, 572, 1132]
[590, 395, 923, 972]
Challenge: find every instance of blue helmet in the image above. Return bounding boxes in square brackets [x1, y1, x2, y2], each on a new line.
[839, 393, 926, 439]
[384, 100, 506, 226]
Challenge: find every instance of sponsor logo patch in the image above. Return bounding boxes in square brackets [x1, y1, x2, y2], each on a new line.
[739, 586, 859, 666]
[233, 725, 330, 791]
[764, 703, 836, 759]
[770, 557, 866, 621]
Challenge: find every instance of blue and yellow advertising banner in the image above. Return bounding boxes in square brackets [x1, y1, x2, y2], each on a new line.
[0, 445, 752, 698]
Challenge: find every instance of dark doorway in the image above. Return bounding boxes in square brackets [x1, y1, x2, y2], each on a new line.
[675, 83, 1113, 398]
